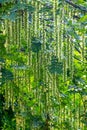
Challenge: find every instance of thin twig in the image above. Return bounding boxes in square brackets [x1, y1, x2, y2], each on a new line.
[65, 0, 87, 12]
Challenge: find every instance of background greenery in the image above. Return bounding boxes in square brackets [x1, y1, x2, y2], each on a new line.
[0, 0, 87, 130]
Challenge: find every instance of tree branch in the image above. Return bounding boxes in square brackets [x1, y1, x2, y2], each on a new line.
[65, 0, 87, 12]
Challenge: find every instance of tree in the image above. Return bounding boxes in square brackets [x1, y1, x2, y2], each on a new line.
[0, 0, 87, 129]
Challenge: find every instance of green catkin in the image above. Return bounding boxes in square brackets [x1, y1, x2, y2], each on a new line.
[5, 20, 10, 108]
[33, 0, 38, 102]
[43, 13, 47, 113]
[36, 1, 42, 117]
[26, 0, 32, 93]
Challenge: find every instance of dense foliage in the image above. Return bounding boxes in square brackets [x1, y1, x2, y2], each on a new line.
[0, 0, 87, 130]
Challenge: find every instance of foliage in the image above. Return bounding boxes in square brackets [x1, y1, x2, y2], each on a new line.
[0, 94, 16, 129]
[48, 55, 63, 74]
[31, 37, 42, 53]
[0, 68, 13, 85]
[0, 0, 87, 129]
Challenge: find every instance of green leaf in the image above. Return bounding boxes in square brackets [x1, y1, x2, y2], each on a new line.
[27, 5, 35, 12]
[1, 68, 13, 85]
[11, 3, 35, 13]
[0, 0, 3, 3]
[39, 3, 53, 13]
[75, 0, 86, 4]
[0, 58, 5, 63]
[2, 12, 17, 21]
[31, 37, 42, 53]
[79, 15, 87, 22]
[48, 55, 63, 74]
[0, 0, 12, 4]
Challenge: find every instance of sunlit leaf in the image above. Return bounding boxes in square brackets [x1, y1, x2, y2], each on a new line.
[79, 15, 87, 22]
